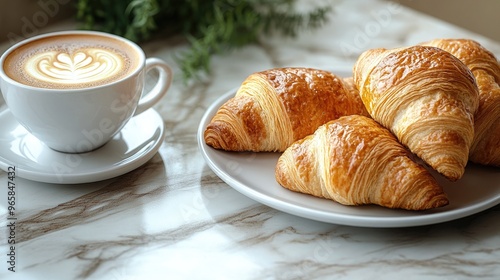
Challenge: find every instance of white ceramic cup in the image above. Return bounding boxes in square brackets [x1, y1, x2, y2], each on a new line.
[0, 30, 172, 153]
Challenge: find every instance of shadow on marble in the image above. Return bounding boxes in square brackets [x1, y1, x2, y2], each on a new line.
[196, 166, 500, 278]
[6, 154, 167, 276]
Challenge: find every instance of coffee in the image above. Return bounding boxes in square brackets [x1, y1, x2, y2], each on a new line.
[1, 30, 172, 153]
[3, 34, 140, 89]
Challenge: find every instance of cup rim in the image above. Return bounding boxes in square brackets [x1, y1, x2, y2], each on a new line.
[0, 30, 146, 92]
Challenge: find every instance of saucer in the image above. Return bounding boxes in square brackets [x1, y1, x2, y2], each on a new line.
[0, 108, 165, 184]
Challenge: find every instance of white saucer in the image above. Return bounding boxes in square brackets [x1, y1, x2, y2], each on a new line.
[0, 108, 165, 184]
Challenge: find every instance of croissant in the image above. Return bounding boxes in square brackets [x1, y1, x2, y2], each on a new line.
[275, 115, 448, 210]
[353, 45, 479, 181]
[420, 39, 500, 166]
[204, 67, 369, 152]
[342, 76, 368, 115]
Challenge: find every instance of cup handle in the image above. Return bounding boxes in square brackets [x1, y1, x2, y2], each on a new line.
[133, 57, 173, 116]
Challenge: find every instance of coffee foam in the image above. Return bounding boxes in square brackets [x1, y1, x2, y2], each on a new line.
[3, 34, 139, 89]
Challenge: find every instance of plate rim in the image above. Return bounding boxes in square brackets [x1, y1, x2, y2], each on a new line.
[0, 108, 165, 184]
[198, 87, 500, 228]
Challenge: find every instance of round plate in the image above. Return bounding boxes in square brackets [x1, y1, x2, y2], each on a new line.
[0, 108, 165, 184]
[198, 88, 500, 228]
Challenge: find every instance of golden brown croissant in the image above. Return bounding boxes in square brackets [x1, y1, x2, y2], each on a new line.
[204, 67, 369, 152]
[342, 77, 369, 117]
[275, 115, 449, 210]
[420, 39, 500, 166]
[353, 45, 479, 181]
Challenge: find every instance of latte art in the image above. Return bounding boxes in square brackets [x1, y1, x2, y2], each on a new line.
[2, 34, 140, 89]
[26, 49, 124, 85]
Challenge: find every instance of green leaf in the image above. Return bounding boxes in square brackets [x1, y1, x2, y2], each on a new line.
[75, 0, 333, 82]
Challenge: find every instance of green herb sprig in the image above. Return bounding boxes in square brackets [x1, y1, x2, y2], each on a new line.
[76, 0, 332, 81]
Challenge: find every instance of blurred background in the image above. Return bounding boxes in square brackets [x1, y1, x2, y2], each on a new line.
[395, 0, 500, 42]
[0, 0, 75, 43]
[1, 0, 500, 43]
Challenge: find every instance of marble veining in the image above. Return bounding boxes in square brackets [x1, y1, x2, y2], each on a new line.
[1, 0, 500, 279]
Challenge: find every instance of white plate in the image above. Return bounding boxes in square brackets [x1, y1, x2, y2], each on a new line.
[0, 108, 165, 184]
[198, 88, 500, 227]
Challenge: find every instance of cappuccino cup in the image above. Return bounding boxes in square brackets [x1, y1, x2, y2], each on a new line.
[0, 30, 172, 153]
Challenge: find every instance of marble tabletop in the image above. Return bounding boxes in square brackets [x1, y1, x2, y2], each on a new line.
[1, 0, 499, 279]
